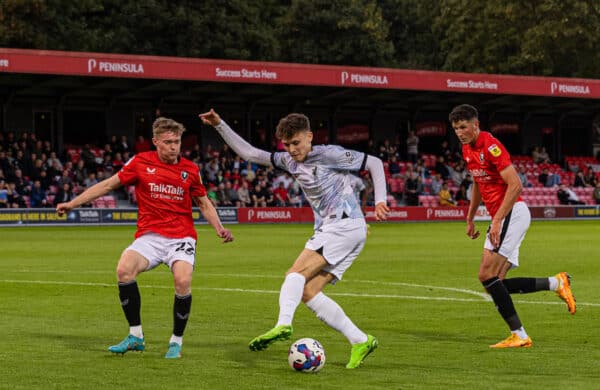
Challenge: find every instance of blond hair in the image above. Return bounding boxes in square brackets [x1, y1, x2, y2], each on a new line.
[152, 117, 186, 138]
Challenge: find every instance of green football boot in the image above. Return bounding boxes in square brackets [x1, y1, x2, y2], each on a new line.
[346, 334, 378, 369]
[248, 325, 293, 351]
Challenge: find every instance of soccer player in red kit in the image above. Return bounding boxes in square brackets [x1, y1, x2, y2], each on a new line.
[449, 104, 575, 348]
[56, 117, 233, 358]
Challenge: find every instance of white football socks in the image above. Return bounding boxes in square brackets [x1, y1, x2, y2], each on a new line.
[276, 272, 306, 326]
[130, 325, 143, 339]
[306, 292, 367, 345]
[548, 276, 559, 291]
[169, 335, 183, 346]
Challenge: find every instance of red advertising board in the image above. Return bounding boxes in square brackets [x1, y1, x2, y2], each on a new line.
[0, 48, 598, 98]
[237, 207, 314, 223]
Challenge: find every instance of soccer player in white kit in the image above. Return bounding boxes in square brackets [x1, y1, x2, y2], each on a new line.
[200, 109, 390, 369]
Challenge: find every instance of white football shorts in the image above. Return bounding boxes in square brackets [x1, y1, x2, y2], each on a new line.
[484, 201, 531, 268]
[125, 233, 197, 271]
[305, 217, 367, 282]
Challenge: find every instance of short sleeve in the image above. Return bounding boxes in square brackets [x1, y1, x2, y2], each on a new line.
[117, 156, 138, 186]
[486, 137, 512, 172]
[318, 145, 365, 171]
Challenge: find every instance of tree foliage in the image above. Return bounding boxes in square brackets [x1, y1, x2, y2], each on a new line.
[0, 0, 598, 78]
[434, 0, 600, 77]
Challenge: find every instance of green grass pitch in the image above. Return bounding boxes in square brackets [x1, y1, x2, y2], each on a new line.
[1, 221, 599, 389]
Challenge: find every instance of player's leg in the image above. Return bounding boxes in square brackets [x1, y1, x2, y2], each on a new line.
[500, 263, 576, 314]
[248, 249, 326, 351]
[303, 272, 377, 369]
[108, 249, 150, 354]
[480, 250, 532, 348]
[165, 259, 193, 358]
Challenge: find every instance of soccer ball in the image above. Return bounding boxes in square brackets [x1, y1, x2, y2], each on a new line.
[288, 338, 326, 373]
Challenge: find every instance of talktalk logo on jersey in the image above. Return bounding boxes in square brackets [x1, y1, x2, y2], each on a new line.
[341, 71, 389, 85]
[88, 58, 145, 74]
[550, 81, 590, 95]
[148, 182, 185, 201]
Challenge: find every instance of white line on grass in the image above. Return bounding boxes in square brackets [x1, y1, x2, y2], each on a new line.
[1, 279, 599, 307]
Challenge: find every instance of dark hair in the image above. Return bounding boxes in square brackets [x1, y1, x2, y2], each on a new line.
[275, 113, 310, 140]
[449, 104, 479, 123]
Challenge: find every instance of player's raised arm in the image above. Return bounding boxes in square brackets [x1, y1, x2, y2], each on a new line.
[194, 195, 233, 243]
[56, 174, 122, 215]
[364, 155, 390, 221]
[199, 109, 272, 167]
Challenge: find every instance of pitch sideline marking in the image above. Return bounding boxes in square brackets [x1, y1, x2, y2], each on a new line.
[4, 270, 492, 300]
[1, 278, 598, 307]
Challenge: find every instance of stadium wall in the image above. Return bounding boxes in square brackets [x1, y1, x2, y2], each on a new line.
[0, 206, 598, 226]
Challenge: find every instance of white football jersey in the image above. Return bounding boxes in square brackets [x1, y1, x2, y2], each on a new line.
[271, 145, 366, 229]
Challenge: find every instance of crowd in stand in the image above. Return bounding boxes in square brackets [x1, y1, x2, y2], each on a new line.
[1, 129, 599, 209]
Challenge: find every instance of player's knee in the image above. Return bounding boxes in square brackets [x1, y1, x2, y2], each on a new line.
[478, 269, 495, 282]
[116, 264, 136, 282]
[173, 275, 192, 295]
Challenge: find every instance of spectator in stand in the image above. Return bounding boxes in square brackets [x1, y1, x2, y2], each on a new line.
[215, 182, 233, 206]
[84, 172, 99, 189]
[54, 182, 75, 206]
[112, 152, 125, 172]
[117, 135, 130, 155]
[584, 166, 597, 188]
[57, 169, 73, 188]
[537, 147, 551, 163]
[0, 180, 8, 208]
[538, 168, 560, 187]
[449, 159, 467, 185]
[73, 160, 88, 185]
[377, 144, 389, 162]
[38, 169, 51, 191]
[134, 135, 152, 154]
[250, 183, 267, 207]
[388, 155, 401, 178]
[406, 130, 419, 163]
[6, 182, 26, 208]
[237, 180, 252, 207]
[273, 181, 290, 207]
[557, 184, 585, 205]
[430, 173, 443, 195]
[206, 184, 218, 206]
[438, 182, 457, 206]
[439, 140, 453, 162]
[11, 169, 29, 195]
[573, 171, 588, 187]
[435, 155, 451, 180]
[517, 166, 532, 188]
[594, 181, 600, 205]
[29, 180, 49, 208]
[404, 171, 421, 206]
[223, 180, 240, 207]
[0, 150, 10, 175]
[531, 146, 541, 163]
[80, 144, 97, 171]
[455, 183, 469, 206]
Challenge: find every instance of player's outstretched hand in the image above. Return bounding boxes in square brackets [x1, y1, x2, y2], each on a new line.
[199, 109, 221, 127]
[374, 202, 390, 221]
[56, 202, 73, 216]
[217, 227, 234, 243]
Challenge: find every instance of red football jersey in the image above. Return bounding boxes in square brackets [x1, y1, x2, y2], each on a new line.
[118, 151, 206, 239]
[462, 131, 521, 218]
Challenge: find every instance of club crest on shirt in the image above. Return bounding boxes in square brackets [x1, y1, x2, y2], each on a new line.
[181, 171, 189, 181]
[488, 144, 502, 157]
[479, 152, 484, 163]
